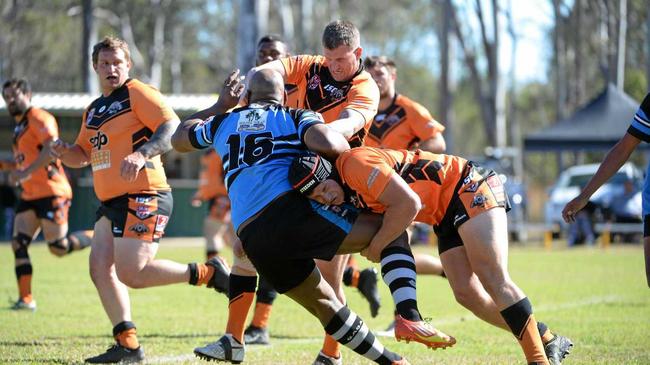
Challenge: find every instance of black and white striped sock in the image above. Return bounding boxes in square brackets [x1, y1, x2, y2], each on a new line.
[325, 307, 402, 365]
[380, 246, 421, 321]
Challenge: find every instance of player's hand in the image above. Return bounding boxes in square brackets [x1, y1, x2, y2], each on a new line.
[9, 169, 30, 186]
[361, 243, 383, 263]
[190, 196, 202, 207]
[50, 138, 70, 158]
[120, 151, 146, 182]
[562, 196, 589, 223]
[219, 69, 245, 110]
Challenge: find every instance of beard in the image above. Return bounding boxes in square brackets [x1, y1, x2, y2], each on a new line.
[8, 105, 24, 117]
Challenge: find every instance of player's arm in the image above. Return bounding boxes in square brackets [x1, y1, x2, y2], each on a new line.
[51, 140, 90, 168]
[171, 118, 205, 153]
[362, 174, 422, 262]
[418, 132, 446, 153]
[327, 109, 366, 140]
[562, 132, 640, 223]
[20, 137, 56, 174]
[303, 124, 351, 161]
[187, 69, 245, 121]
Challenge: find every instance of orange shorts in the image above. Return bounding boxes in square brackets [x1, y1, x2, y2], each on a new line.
[96, 191, 173, 243]
[434, 162, 510, 254]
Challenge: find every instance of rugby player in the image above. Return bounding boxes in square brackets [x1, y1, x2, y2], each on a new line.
[172, 67, 458, 365]
[2, 78, 92, 311]
[51, 36, 229, 363]
[291, 148, 574, 365]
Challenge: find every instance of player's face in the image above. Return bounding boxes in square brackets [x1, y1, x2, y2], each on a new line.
[256, 41, 288, 66]
[323, 45, 362, 82]
[307, 179, 345, 206]
[2, 86, 30, 117]
[94, 48, 131, 94]
[367, 64, 394, 97]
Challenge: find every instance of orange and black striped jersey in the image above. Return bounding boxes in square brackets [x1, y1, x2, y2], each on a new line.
[365, 94, 445, 150]
[336, 147, 467, 226]
[12, 107, 72, 200]
[76, 79, 174, 201]
[280, 55, 379, 147]
[196, 149, 227, 200]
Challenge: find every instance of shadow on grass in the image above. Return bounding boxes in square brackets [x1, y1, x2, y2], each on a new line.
[0, 358, 74, 364]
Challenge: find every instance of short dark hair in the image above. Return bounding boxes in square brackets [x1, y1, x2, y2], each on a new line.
[322, 20, 360, 50]
[92, 36, 131, 65]
[257, 34, 285, 47]
[2, 78, 31, 95]
[363, 56, 396, 72]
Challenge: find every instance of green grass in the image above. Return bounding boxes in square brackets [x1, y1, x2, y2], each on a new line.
[1, 240, 649, 364]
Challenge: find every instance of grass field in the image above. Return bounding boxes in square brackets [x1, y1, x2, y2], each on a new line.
[1, 239, 649, 365]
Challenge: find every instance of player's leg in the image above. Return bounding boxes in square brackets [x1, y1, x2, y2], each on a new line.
[313, 254, 349, 364]
[10, 205, 40, 310]
[39, 197, 91, 257]
[244, 274, 276, 345]
[86, 216, 143, 364]
[459, 207, 548, 364]
[337, 213, 455, 349]
[414, 253, 445, 276]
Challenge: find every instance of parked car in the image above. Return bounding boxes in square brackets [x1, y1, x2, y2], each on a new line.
[544, 162, 644, 235]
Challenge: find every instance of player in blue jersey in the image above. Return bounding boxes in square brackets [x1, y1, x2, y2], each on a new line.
[563, 92, 650, 288]
[172, 69, 457, 365]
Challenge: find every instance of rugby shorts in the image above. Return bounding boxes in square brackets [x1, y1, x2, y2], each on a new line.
[434, 162, 511, 254]
[239, 190, 359, 293]
[96, 191, 173, 243]
[16, 196, 70, 225]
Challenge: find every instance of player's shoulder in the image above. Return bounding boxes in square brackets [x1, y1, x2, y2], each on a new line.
[395, 94, 430, 114]
[126, 78, 162, 97]
[27, 107, 55, 124]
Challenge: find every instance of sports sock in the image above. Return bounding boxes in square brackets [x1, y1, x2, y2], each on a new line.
[188, 262, 215, 286]
[113, 321, 139, 349]
[206, 250, 218, 260]
[501, 298, 548, 364]
[342, 266, 360, 288]
[13, 233, 32, 302]
[380, 246, 421, 321]
[227, 274, 257, 343]
[321, 333, 341, 359]
[537, 322, 554, 344]
[325, 306, 402, 365]
[251, 303, 273, 329]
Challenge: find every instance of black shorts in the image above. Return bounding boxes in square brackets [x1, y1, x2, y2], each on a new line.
[239, 191, 359, 293]
[96, 191, 173, 243]
[644, 215, 650, 237]
[434, 162, 510, 254]
[16, 196, 70, 225]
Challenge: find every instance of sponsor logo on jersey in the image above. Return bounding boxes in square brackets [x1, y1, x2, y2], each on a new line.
[90, 131, 109, 150]
[98, 105, 106, 113]
[487, 175, 506, 202]
[308, 74, 321, 90]
[323, 84, 345, 100]
[367, 167, 380, 188]
[128, 222, 149, 235]
[107, 101, 122, 115]
[237, 109, 266, 131]
[135, 196, 153, 203]
[85, 108, 95, 125]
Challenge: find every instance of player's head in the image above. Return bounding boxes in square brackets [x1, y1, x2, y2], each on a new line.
[364, 56, 396, 98]
[247, 68, 285, 104]
[92, 36, 132, 94]
[2, 78, 32, 117]
[322, 20, 362, 82]
[256, 35, 290, 66]
[289, 153, 345, 206]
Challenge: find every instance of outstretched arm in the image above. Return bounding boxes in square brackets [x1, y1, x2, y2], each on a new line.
[562, 132, 640, 223]
[51, 139, 90, 168]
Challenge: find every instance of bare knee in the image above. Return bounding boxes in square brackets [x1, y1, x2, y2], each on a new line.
[48, 238, 69, 257]
[451, 286, 484, 310]
[115, 268, 146, 289]
[89, 254, 114, 285]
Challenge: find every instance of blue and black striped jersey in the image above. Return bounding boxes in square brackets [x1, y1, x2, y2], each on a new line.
[627, 93, 650, 142]
[189, 103, 324, 230]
